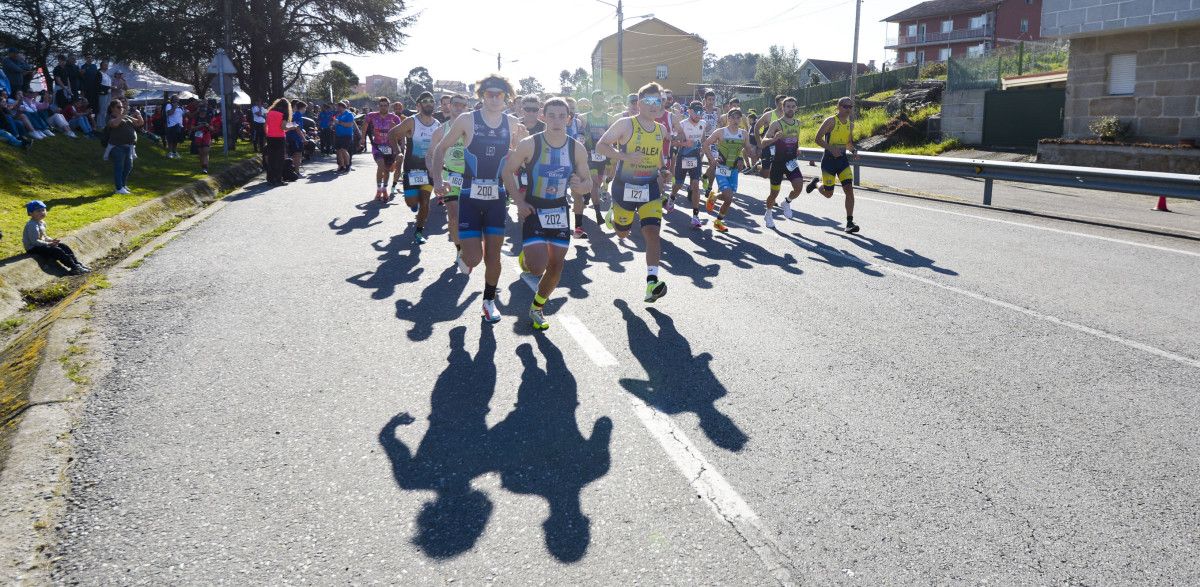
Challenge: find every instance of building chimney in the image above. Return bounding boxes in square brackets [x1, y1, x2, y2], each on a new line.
[868, 59, 876, 71]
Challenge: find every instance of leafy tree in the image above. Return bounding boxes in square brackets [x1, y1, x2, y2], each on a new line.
[559, 69, 571, 87]
[305, 68, 353, 101]
[0, 0, 85, 91]
[712, 53, 760, 83]
[569, 67, 590, 94]
[403, 66, 433, 99]
[368, 77, 400, 100]
[518, 76, 544, 96]
[330, 61, 359, 87]
[755, 45, 801, 97]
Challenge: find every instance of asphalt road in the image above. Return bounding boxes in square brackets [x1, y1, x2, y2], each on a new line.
[52, 157, 1200, 585]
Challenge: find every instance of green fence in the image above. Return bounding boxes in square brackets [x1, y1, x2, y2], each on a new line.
[738, 64, 919, 114]
[947, 40, 1069, 91]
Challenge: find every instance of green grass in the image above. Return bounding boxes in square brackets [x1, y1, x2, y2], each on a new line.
[0, 316, 24, 333]
[883, 139, 962, 156]
[863, 89, 897, 102]
[0, 135, 256, 259]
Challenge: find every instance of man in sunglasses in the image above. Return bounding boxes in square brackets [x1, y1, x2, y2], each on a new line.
[759, 96, 805, 229]
[807, 97, 860, 234]
[699, 89, 721, 209]
[668, 100, 708, 229]
[596, 82, 670, 303]
[425, 93, 471, 268]
[518, 95, 544, 135]
[502, 97, 592, 330]
[753, 94, 787, 177]
[388, 91, 442, 244]
[432, 74, 525, 323]
[580, 89, 612, 238]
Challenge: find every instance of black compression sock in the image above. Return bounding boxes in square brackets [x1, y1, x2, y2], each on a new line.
[575, 213, 584, 226]
[484, 283, 497, 300]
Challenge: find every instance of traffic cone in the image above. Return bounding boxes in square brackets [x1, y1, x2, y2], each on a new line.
[1153, 196, 1170, 212]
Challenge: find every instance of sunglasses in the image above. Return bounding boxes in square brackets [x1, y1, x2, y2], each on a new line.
[839, 104, 852, 109]
[418, 99, 433, 105]
[640, 96, 662, 106]
[522, 106, 539, 113]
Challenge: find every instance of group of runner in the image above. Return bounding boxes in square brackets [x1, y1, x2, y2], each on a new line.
[348, 74, 861, 330]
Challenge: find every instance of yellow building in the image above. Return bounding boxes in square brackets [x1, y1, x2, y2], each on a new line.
[591, 18, 705, 96]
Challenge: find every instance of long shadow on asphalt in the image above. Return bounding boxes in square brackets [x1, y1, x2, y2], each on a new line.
[329, 201, 384, 235]
[379, 327, 611, 562]
[661, 210, 803, 279]
[224, 180, 275, 202]
[397, 264, 479, 341]
[775, 229, 886, 277]
[831, 232, 959, 276]
[345, 236, 423, 300]
[614, 299, 748, 452]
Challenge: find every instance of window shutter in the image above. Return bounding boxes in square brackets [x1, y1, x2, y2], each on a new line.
[1107, 53, 1136, 95]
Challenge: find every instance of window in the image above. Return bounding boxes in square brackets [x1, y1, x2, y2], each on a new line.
[905, 51, 917, 63]
[655, 64, 668, 80]
[967, 43, 986, 57]
[942, 20, 953, 33]
[939, 47, 952, 61]
[907, 24, 917, 37]
[969, 14, 987, 29]
[1107, 53, 1136, 95]
[1020, 18, 1029, 33]
[919, 23, 927, 38]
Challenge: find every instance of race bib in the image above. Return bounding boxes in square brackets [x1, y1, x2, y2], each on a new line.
[785, 159, 800, 172]
[590, 151, 606, 162]
[194, 131, 204, 139]
[408, 169, 429, 185]
[716, 165, 732, 177]
[519, 174, 529, 187]
[377, 145, 391, 155]
[447, 173, 463, 188]
[623, 183, 650, 203]
[681, 157, 698, 169]
[471, 179, 499, 200]
[537, 207, 569, 229]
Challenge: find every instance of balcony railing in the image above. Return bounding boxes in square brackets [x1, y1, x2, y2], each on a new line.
[886, 25, 993, 48]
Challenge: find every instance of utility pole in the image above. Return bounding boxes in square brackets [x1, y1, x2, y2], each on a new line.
[616, 0, 623, 90]
[848, 0, 862, 137]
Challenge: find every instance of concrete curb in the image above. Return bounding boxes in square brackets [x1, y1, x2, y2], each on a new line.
[0, 158, 262, 322]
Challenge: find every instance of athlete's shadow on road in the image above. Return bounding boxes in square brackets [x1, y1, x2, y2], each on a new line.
[397, 264, 479, 341]
[379, 327, 611, 562]
[832, 232, 959, 276]
[329, 201, 384, 235]
[345, 236, 423, 300]
[614, 299, 748, 452]
[776, 229, 885, 277]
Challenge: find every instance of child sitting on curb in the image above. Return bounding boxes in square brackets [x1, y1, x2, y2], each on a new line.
[23, 200, 91, 275]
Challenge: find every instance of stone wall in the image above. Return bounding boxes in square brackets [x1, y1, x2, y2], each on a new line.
[940, 89, 988, 145]
[1063, 24, 1200, 142]
[1037, 142, 1200, 172]
[1042, 0, 1200, 37]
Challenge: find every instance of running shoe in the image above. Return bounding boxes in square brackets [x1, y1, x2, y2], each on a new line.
[573, 227, 588, 239]
[415, 231, 427, 245]
[763, 211, 775, 229]
[594, 210, 604, 225]
[456, 250, 470, 275]
[781, 198, 794, 219]
[604, 208, 614, 230]
[845, 221, 861, 234]
[664, 195, 675, 214]
[705, 192, 715, 212]
[518, 249, 528, 273]
[690, 216, 703, 229]
[481, 299, 501, 323]
[529, 306, 550, 330]
[410, 204, 418, 213]
[644, 280, 667, 303]
[713, 218, 728, 232]
[805, 177, 820, 194]
[389, 185, 398, 200]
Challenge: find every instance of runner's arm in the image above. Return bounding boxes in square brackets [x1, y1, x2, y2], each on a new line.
[596, 118, 631, 162]
[503, 138, 535, 216]
[813, 117, 836, 152]
[570, 139, 594, 194]
[759, 121, 783, 149]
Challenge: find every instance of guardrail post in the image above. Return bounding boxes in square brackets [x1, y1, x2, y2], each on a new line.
[983, 178, 994, 206]
[853, 165, 861, 187]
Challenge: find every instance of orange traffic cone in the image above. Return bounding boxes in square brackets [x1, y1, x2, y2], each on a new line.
[1153, 196, 1170, 212]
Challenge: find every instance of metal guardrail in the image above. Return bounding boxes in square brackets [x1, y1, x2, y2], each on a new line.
[795, 148, 1200, 206]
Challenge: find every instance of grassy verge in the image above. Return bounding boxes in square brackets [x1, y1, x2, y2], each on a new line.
[0, 135, 256, 259]
[884, 139, 962, 156]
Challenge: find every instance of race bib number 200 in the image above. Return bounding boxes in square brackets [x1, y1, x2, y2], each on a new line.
[471, 180, 499, 200]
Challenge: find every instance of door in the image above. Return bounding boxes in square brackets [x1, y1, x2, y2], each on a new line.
[982, 88, 1065, 149]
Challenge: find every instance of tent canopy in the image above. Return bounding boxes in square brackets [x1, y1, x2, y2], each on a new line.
[108, 63, 192, 93]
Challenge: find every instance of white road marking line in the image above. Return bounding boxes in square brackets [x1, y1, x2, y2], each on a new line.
[558, 315, 794, 585]
[805, 237, 1200, 370]
[858, 195, 1200, 258]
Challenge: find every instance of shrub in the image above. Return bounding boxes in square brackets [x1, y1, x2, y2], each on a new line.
[1088, 115, 1127, 140]
[919, 61, 948, 79]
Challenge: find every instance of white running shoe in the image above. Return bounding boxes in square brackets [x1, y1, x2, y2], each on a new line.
[66, 130, 78, 138]
[781, 198, 793, 220]
[482, 299, 501, 323]
[42, 130, 54, 137]
[764, 211, 775, 229]
[31, 131, 45, 139]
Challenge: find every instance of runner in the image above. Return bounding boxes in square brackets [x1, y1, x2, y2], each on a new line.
[515, 95, 544, 204]
[502, 97, 592, 330]
[596, 82, 670, 303]
[388, 101, 409, 198]
[426, 93, 470, 267]
[759, 96, 805, 229]
[807, 96, 860, 234]
[700, 107, 748, 233]
[667, 100, 707, 229]
[388, 91, 441, 244]
[431, 74, 524, 323]
[699, 89, 721, 210]
[752, 95, 786, 178]
[363, 97, 402, 203]
[579, 89, 611, 239]
[434, 95, 451, 123]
